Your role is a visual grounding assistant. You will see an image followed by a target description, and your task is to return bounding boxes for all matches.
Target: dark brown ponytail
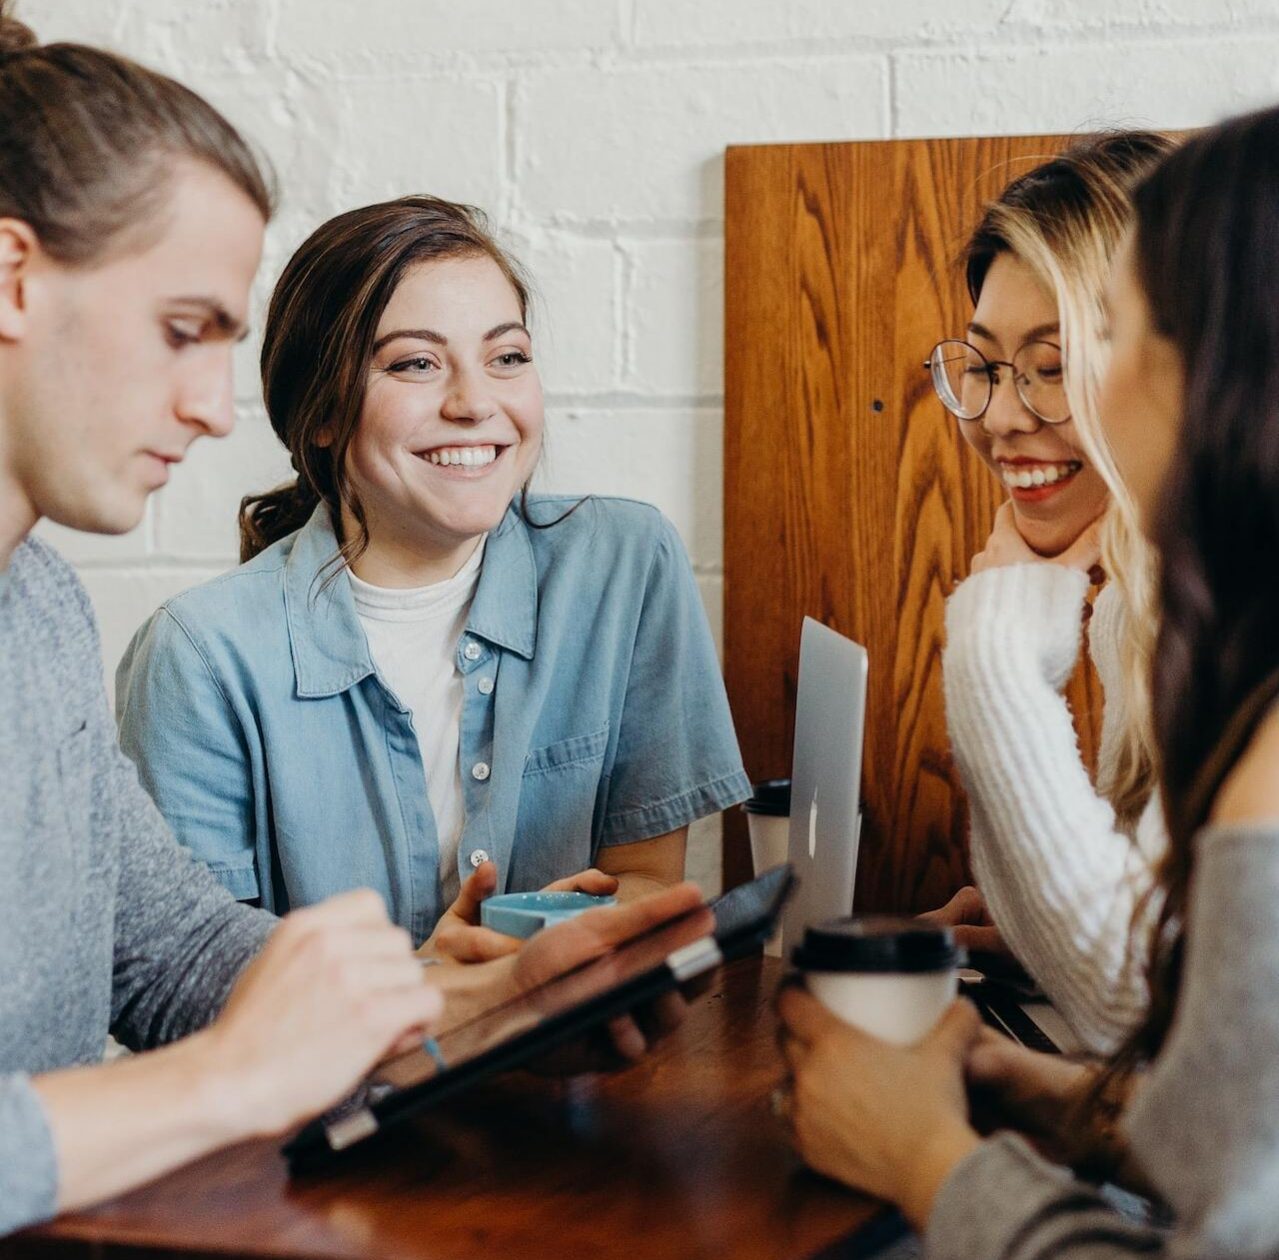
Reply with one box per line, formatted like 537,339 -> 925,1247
237,482 -> 321,564
0,4 -> 35,53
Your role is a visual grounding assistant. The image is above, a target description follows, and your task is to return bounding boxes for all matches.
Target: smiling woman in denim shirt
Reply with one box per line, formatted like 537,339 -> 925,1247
115,195 -> 749,960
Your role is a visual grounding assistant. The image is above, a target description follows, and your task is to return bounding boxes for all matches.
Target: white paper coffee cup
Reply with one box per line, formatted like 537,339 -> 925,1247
746,813 -> 789,878
792,917 -> 963,1045
743,780 -> 791,957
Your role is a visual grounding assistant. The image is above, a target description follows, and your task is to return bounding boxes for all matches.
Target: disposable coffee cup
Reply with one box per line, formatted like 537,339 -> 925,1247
743,778 -> 790,875
743,779 -> 790,956
791,916 -> 964,1045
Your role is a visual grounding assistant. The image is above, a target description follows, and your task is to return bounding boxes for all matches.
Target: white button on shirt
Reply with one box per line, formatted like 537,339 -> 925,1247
463,641 -> 482,661
469,849 -> 490,868
471,762 -> 491,782
477,677 -> 494,696
348,539 -> 486,906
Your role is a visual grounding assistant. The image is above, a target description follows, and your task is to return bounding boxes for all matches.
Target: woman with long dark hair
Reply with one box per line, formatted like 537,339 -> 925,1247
116,195 -> 749,959
777,104 -> 1279,1256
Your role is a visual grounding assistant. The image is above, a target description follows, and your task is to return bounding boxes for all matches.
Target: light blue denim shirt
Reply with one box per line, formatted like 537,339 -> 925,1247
116,495 -> 749,943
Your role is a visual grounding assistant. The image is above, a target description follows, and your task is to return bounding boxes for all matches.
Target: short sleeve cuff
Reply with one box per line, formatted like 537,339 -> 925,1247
600,768 -> 752,846
0,1074 -> 59,1236
205,860 -> 261,902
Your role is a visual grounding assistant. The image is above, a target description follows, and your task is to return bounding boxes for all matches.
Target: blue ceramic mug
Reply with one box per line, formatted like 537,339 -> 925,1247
480,890 -> 618,940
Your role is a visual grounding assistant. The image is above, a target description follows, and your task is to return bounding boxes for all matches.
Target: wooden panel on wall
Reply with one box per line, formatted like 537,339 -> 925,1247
722,135 -> 1104,913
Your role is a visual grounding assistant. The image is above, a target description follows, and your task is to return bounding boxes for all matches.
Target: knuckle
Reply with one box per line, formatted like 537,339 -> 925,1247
352,888 -> 387,918
351,993 -> 380,1027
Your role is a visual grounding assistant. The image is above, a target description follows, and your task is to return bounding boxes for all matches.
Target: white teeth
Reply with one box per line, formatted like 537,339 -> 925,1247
1000,461 -> 1080,490
425,445 -> 498,468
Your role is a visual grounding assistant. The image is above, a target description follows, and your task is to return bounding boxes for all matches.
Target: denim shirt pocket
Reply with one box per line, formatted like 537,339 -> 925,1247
512,724 -> 610,887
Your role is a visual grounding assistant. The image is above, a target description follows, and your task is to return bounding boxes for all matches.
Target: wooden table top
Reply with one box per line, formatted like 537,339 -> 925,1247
8,956 -> 882,1260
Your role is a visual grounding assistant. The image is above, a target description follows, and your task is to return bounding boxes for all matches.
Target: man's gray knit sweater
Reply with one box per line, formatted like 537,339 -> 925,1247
0,538 -> 274,1236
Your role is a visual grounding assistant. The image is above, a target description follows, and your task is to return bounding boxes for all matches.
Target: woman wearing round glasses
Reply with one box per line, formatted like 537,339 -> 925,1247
922,132 -> 1174,1054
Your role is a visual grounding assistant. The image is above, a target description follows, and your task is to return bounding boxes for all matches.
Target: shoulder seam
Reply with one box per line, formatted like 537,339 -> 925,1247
159,557 -> 289,614
152,606 -> 238,714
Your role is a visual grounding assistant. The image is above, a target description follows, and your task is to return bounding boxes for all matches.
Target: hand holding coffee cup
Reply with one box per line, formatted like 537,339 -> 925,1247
791,916 -> 965,1045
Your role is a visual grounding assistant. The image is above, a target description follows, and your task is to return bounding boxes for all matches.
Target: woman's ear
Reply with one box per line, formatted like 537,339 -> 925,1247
0,219 -> 39,342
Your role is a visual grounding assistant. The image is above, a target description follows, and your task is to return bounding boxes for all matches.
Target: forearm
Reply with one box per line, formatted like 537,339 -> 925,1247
897,1125 -> 983,1233
596,828 -> 687,902
968,783 -> 1152,1052
926,1133 -> 1169,1260
31,1031 -> 256,1215
999,1057 -> 1146,1191
945,567 -> 1153,1051
1063,1069 -> 1152,1195
611,871 -> 677,902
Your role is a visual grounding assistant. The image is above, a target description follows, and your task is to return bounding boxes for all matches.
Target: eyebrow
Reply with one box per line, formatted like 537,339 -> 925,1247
967,320 -> 1061,347
170,297 -> 249,342
371,322 -> 531,354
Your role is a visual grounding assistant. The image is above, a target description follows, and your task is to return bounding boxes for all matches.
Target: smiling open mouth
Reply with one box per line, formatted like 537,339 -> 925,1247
999,460 -> 1082,491
416,444 -> 507,468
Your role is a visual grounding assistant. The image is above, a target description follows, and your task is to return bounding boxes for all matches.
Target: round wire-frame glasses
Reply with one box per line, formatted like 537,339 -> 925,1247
923,338 -> 1070,425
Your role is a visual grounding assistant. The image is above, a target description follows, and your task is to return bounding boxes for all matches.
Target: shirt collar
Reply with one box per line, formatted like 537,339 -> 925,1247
466,503 -> 538,660
283,505 -> 377,698
283,501 -> 538,698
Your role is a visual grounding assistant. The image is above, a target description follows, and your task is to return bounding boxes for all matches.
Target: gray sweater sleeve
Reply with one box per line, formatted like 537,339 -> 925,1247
0,543 -> 276,1237
105,721 -> 276,1050
926,823 -> 1279,1259
0,1077 -> 59,1236
78,594 -> 277,1046
56,562 -> 275,1048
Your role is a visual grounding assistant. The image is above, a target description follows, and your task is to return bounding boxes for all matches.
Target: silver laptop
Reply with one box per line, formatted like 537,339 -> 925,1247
780,617 -> 868,953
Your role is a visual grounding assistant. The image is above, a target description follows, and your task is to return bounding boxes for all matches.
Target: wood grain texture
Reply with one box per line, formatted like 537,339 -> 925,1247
723,136 -> 1104,911
6,959 -> 879,1260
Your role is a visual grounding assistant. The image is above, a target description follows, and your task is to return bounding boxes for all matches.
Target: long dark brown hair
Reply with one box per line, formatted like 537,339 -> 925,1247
0,1 -> 271,263
1117,107 -> 1279,1068
240,196 -> 536,567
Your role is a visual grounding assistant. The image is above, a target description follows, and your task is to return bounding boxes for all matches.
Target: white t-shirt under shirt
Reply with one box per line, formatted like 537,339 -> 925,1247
347,539 -> 486,908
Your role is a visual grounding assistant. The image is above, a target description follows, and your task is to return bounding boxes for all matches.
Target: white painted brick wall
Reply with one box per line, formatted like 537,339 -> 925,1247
18,0 -> 1279,894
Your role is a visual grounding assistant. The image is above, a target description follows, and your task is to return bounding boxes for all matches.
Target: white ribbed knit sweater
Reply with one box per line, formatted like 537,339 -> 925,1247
943,564 -> 1166,1053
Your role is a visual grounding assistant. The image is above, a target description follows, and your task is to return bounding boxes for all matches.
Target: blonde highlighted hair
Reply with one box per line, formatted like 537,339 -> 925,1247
963,132 -> 1175,830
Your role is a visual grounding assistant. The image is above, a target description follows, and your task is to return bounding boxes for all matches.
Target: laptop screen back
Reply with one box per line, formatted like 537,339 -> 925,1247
780,617 -> 868,952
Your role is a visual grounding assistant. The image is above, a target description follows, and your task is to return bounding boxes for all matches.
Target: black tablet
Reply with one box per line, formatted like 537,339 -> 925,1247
283,864 -> 795,1173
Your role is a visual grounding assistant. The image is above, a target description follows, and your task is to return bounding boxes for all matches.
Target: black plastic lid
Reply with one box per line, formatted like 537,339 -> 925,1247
742,778 -> 791,817
791,916 -> 964,974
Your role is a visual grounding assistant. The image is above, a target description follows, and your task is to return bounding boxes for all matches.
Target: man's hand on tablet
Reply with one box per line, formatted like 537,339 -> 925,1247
201,889 -> 444,1139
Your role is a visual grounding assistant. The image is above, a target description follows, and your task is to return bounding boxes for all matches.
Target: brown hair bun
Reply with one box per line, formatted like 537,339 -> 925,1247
0,4 -> 37,55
